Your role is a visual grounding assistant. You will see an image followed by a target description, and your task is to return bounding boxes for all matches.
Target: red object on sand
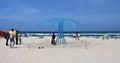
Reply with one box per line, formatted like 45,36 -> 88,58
0,31 -> 4,37
0,30 -> 11,37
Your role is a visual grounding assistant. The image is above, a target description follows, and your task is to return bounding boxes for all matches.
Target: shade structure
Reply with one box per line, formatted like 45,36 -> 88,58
36,18 -> 85,44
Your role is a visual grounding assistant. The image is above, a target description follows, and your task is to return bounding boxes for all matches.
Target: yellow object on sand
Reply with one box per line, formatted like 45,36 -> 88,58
104,34 -> 108,39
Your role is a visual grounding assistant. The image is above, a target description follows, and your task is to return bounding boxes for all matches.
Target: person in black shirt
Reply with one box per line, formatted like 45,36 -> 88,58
16,31 -> 18,45
51,33 -> 56,45
4,32 -> 10,46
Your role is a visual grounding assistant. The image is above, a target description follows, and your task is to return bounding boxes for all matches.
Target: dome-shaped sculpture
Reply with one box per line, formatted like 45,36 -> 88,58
37,18 -> 85,32
37,18 -> 85,44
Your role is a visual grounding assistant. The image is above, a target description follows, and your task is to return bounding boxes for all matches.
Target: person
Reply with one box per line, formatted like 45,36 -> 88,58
15,31 -> 18,45
18,34 -> 22,44
9,29 -> 15,48
51,33 -> 56,45
75,32 -> 79,40
12,29 -> 19,45
4,32 -> 10,46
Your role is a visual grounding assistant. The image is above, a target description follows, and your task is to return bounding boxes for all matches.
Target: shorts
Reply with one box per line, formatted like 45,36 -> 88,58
10,38 -> 14,42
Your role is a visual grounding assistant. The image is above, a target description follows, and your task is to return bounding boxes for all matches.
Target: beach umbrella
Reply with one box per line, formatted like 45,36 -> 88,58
36,18 -> 85,44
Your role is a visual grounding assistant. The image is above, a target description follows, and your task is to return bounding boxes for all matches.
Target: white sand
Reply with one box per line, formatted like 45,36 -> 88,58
0,36 -> 120,63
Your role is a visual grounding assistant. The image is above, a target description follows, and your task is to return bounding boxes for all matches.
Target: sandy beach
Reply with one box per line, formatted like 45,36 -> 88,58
0,36 -> 120,63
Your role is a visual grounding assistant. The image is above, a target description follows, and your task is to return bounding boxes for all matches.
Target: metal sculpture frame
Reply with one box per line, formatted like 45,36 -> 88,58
56,20 -> 66,44
37,18 -> 85,45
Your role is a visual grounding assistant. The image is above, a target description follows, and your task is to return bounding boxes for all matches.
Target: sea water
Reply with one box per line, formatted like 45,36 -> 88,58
19,31 -> 120,36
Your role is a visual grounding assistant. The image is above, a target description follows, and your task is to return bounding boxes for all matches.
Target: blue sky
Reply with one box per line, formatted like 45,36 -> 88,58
0,0 -> 120,31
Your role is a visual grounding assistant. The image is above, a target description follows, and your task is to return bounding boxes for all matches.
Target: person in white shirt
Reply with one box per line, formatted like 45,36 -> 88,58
9,29 -> 15,48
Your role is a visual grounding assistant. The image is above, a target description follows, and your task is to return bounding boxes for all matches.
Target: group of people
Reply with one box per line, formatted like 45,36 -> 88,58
4,29 -> 20,48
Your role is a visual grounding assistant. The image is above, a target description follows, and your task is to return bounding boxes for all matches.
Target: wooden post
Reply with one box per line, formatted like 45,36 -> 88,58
85,40 -> 87,50
28,42 -> 31,49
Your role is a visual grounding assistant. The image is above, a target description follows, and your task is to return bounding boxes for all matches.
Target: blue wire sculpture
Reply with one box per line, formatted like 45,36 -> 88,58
56,19 -> 66,44
36,18 -> 85,44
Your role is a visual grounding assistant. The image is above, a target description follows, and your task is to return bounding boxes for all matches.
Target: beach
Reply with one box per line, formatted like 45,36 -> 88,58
0,36 -> 120,63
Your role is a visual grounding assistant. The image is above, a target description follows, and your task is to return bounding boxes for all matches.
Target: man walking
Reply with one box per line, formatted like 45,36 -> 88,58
9,29 -> 15,48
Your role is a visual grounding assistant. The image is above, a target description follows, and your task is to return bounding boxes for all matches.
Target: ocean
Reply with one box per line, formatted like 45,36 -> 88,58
19,31 -> 120,36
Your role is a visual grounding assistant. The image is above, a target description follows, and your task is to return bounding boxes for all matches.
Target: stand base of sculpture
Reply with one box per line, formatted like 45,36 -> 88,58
56,20 -> 66,44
